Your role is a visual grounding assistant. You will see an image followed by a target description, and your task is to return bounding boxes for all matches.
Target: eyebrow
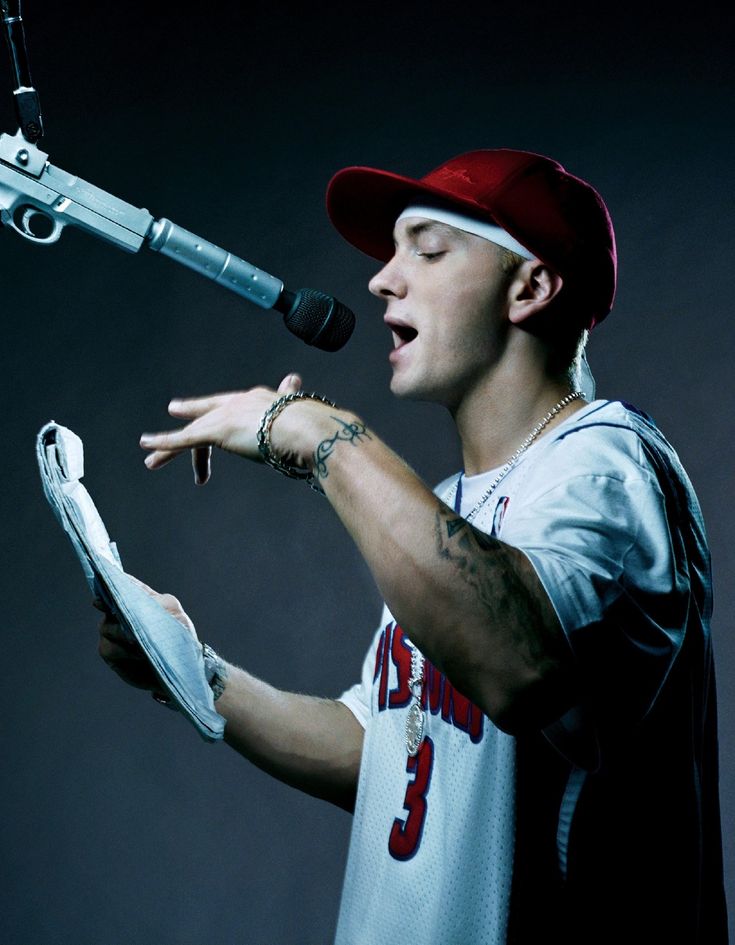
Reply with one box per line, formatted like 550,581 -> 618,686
393,219 -> 464,246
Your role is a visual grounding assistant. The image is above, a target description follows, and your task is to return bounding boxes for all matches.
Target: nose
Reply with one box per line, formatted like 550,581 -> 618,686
368,255 -> 407,300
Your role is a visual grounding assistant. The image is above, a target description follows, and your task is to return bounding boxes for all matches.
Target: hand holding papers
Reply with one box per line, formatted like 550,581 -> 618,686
36,422 -> 225,742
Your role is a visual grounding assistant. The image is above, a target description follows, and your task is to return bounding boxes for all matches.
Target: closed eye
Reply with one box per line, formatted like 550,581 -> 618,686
416,251 -> 445,260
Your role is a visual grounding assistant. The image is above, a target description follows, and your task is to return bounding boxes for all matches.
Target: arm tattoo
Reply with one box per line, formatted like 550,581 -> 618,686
443,513 -> 494,549
312,416 -> 372,481
435,503 -> 502,586
434,502 -> 562,667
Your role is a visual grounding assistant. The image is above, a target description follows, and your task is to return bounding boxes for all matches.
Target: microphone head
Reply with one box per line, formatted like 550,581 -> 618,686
282,288 -> 355,351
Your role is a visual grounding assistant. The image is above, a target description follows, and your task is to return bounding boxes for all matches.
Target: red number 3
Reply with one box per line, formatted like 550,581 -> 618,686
388,737 -> 435,861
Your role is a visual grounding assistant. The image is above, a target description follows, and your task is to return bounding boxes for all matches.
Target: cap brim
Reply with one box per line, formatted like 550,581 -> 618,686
326,160 -> 616,327
326,166 -> 501,263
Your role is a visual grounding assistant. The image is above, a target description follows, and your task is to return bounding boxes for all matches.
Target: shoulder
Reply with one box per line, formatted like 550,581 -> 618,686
500,400 -> 686,544
529,399 -> 683,491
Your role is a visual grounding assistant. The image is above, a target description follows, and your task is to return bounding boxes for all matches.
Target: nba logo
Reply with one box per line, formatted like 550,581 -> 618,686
491,496 -> 510,537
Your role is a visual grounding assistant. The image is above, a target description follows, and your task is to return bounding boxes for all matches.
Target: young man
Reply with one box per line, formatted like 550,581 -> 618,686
99,150 -> 727,943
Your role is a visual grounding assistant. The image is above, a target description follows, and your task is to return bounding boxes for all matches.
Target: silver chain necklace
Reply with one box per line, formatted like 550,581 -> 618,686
456,389 -> 585,523
403,389 -> 584,756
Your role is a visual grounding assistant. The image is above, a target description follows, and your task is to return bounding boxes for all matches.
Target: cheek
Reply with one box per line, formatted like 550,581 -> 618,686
414,255 -> 507,358
437,285 -> 502,357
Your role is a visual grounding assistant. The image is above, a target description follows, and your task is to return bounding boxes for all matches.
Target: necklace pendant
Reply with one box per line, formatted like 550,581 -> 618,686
405,701 -> 425,756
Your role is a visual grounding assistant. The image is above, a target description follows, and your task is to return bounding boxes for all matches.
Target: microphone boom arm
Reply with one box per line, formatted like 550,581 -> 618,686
0,131 -> 354,350
148,217 -> 284,309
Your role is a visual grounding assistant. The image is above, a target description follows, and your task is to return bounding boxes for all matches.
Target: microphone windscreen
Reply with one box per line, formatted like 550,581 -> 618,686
283,288 -> 355,351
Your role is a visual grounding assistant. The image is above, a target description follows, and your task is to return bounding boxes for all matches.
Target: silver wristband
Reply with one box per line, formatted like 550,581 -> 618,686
257,391 -> 336,491
202,642 -> 228,702
151,643 -> 228,709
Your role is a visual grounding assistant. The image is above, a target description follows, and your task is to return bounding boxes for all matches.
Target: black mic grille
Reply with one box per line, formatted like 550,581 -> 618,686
282,288 -> 355,352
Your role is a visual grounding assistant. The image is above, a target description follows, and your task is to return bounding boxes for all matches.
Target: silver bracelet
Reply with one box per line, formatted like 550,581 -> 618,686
257,391 -> 336,489
151,643 -> 228,709
202,643 -> 228,702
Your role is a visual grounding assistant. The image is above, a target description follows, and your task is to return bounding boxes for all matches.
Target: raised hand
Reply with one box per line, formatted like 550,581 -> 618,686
140,373 -> 302,484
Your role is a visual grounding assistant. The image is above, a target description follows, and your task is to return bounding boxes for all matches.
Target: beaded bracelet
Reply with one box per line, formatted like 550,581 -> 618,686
257,391 -> 336,489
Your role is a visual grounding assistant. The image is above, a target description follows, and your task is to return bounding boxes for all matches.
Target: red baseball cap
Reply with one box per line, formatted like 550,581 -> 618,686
326,149 -> 617,328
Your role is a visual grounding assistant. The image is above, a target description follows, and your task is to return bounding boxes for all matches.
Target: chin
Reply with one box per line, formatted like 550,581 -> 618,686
389,368 -> 420,399
390,371 -> 449,405
389,374 -> 410,398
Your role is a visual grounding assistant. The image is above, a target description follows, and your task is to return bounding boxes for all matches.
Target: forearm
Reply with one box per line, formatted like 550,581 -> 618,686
216,662 -> 364,811
307,414 -> 576,732
137,383 -> 575,733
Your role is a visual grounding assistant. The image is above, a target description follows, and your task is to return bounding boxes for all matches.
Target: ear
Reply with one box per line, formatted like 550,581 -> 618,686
507,260 -> 564,327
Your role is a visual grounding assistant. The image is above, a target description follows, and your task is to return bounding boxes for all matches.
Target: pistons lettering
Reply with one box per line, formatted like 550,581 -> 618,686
374,622 -> 484,744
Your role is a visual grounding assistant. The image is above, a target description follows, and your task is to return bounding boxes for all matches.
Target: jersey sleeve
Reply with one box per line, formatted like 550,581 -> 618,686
503,440 -> 692,769
337,610 -> 391,729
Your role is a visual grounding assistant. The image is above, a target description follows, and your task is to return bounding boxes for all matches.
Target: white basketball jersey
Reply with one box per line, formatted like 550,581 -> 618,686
336,401 -> 691,944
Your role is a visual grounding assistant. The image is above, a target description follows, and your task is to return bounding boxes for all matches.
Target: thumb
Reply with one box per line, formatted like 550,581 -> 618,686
277,373 -> 302,395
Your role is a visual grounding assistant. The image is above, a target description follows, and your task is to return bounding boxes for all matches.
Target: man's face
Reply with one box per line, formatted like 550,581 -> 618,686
368,217 -> 513,409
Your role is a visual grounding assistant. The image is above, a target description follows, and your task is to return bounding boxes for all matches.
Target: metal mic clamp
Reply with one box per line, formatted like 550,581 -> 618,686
1,0 -> 43,142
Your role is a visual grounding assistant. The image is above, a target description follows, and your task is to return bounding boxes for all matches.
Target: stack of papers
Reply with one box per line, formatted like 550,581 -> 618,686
36,422 -> 225,742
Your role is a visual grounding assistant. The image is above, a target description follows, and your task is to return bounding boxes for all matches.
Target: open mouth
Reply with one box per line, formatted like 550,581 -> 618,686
390,323 -> 418,348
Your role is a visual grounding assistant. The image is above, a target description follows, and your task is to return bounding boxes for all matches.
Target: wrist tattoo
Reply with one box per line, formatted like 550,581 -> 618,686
312,416 -> 372,480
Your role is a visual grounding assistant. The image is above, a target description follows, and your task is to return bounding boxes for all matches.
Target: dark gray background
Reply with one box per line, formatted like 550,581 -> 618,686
3,2 -> 733,942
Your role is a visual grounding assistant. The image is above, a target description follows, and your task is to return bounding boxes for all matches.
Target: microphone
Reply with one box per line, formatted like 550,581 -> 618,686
271,286 -> 355,352
147,218 -> 355,351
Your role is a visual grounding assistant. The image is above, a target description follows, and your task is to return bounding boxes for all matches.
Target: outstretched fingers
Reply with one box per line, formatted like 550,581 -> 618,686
142,447 -> 186,470
140,420 -> 218,473
140,414 -> 219,464
168,394 -> 224,419
140,377 -> 303,478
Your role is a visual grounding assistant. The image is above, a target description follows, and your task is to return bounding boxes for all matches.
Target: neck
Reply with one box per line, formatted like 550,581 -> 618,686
452,360 -> 586,477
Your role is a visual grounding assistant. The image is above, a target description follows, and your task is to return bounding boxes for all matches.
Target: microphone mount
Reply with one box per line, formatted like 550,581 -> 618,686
0,5 -> 355,351
1,0 -> 43,143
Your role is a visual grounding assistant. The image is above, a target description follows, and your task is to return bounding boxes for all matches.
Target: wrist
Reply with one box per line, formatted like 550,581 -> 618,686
202,643 -> 228,702
259,392 -> 339,484
310,411 -> 372,487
